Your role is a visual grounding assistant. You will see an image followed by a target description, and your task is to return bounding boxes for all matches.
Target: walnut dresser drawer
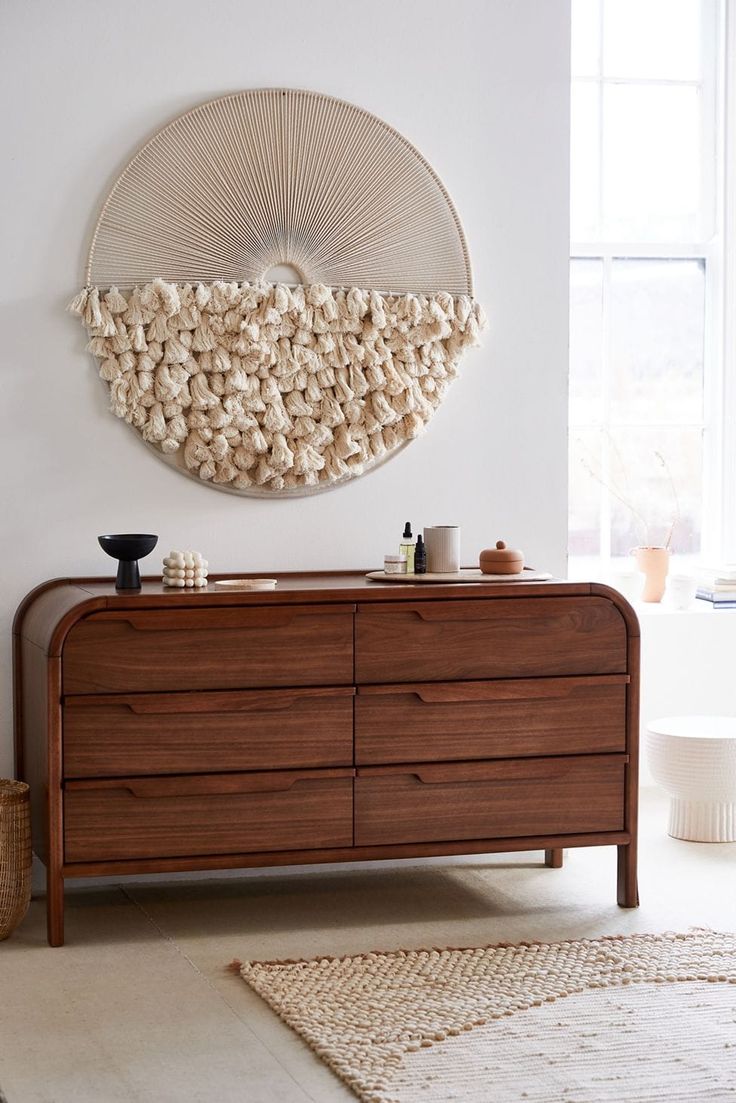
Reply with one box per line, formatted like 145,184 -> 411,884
354,755 -> 627,846
355,597 -> 627,683
64,769 -> 355,862
62,605 -> 355,694
355,676 -> 628,764
63,687 -> 355,778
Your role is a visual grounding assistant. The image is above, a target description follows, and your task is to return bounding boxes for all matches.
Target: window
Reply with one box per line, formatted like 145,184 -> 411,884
568,0 -> 725,568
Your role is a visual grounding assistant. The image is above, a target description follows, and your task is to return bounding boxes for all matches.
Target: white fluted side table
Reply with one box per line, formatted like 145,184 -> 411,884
647,716 -> 736,842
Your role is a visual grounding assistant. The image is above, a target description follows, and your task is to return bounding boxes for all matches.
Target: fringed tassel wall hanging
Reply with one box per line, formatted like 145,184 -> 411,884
70,90 -> 486,495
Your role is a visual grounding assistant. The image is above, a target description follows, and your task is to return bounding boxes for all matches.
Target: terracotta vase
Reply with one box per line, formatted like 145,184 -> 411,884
633,546 -> 670,603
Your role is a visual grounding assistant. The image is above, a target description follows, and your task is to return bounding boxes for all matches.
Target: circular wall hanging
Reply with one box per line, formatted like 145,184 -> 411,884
70,89 -> 486,495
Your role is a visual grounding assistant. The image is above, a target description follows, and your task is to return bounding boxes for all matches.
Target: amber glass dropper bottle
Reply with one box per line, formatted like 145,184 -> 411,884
414,534 -> 427,574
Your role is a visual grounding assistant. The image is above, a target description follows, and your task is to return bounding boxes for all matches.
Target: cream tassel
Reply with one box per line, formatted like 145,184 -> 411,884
84,288 -> 102,328
67,287 -> 91,316
71,279 -> 487,492
105,287 -> 128,314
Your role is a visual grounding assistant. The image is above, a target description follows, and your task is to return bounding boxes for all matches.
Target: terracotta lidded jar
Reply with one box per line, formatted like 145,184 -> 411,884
479,540 -> 524,575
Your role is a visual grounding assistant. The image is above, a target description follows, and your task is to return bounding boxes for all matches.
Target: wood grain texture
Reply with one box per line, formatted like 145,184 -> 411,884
354,756 -> 627,847
64,769 -> 355,862
62,831 -> 631,878
19,640 -> 51,864
590,582 -> 640,638
63,605 -> 355,694
355,597 -> 628,683
12,572 -> 641,944
47,657 -> 64,947
355,676 -> 628,764
14,581 -> 102,655
16,574 -> 593,625
63,687 -> 354,777
619,630 -> 641,907
15,614 -> 68,945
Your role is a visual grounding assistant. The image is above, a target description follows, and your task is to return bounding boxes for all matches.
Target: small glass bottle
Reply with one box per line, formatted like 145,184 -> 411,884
414,534 -> 427,574
399,522 -> 416,574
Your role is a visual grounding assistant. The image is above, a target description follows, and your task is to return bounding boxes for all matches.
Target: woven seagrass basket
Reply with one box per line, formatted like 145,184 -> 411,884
0,779 -> 31,939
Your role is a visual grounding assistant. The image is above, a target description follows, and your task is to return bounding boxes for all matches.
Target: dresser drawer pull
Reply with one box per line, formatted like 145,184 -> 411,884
357,755 -> 628,786
357,676 -> 629,704
66,768 -> 355,799
85,606 -> 356,632
356,598 -> 614,624
358,603 -> 492,624
65,687 -> 355,715
404,770 -> 583,785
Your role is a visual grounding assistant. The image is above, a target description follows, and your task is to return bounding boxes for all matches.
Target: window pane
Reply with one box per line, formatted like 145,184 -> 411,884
569,430 -> 603,556
572,0 -> 601,78
608,427 -> 703,555
603,0 -> 702,81
571,81 -> 600,241
568,0 -> 714,567
603,83 -> 701,241
609,259 -> 705,423
570,258 -> 604,425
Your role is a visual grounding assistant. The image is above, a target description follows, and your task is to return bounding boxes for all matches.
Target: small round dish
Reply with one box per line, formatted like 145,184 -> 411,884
214,578 -> 278,591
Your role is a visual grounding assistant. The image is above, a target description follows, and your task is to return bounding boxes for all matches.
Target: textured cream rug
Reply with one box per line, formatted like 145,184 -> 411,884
233,931 -> 736,1102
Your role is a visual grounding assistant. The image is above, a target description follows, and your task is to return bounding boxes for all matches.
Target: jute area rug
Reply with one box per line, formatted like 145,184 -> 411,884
232,931 -> 736,1103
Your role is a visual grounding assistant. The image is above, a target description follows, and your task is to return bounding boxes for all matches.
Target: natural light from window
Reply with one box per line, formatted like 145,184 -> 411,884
568,0 -> 723,574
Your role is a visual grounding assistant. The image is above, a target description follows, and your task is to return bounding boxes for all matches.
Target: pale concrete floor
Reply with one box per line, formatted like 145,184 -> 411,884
1,788 -> 735,1103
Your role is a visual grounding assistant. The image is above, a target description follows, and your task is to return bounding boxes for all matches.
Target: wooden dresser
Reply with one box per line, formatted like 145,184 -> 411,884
13,573 -> 639,946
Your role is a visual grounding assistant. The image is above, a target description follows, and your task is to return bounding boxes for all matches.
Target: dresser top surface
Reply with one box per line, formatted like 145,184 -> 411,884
28,570 -> 587,608
83,571 -> 574,596
14,572 -> 640,656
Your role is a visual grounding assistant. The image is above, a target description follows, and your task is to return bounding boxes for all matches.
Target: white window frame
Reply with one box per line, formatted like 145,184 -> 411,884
721,0 -> 736,560
569,0 -> 728,566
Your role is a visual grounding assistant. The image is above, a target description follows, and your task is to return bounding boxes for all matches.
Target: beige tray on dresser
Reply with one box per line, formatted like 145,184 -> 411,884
366,569 -> 553,583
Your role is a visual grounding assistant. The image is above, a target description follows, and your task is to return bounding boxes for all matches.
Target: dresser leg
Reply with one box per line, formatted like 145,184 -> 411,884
544,848 -> 563,868
617,843 -> 639,907
47,867 -> 64,947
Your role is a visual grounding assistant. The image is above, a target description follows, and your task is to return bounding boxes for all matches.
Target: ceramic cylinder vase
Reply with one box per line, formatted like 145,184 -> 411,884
424,526 -> 461,573
633,546 -> 670,603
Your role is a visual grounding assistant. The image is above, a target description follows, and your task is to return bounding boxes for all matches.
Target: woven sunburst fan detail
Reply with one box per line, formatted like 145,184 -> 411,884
72,89 -> 485,494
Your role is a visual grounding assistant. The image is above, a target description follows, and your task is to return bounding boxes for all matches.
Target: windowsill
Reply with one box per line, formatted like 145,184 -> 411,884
631,600 -> 729,616
566,555 -> 736,618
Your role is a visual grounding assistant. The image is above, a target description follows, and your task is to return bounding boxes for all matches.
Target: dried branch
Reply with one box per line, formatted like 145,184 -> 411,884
654,451 -> 681,550
576,434 -> 680,548
579,456 -> 649,543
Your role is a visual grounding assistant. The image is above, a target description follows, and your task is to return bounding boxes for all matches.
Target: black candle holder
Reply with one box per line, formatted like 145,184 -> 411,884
98,534 -> 159,591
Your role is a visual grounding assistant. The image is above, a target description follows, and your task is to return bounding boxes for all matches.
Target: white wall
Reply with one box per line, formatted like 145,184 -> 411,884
0,0 -> 572,777
638,603 -> 736,786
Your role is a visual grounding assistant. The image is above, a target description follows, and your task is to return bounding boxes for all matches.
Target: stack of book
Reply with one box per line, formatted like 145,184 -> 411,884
697,566 -> 736,608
